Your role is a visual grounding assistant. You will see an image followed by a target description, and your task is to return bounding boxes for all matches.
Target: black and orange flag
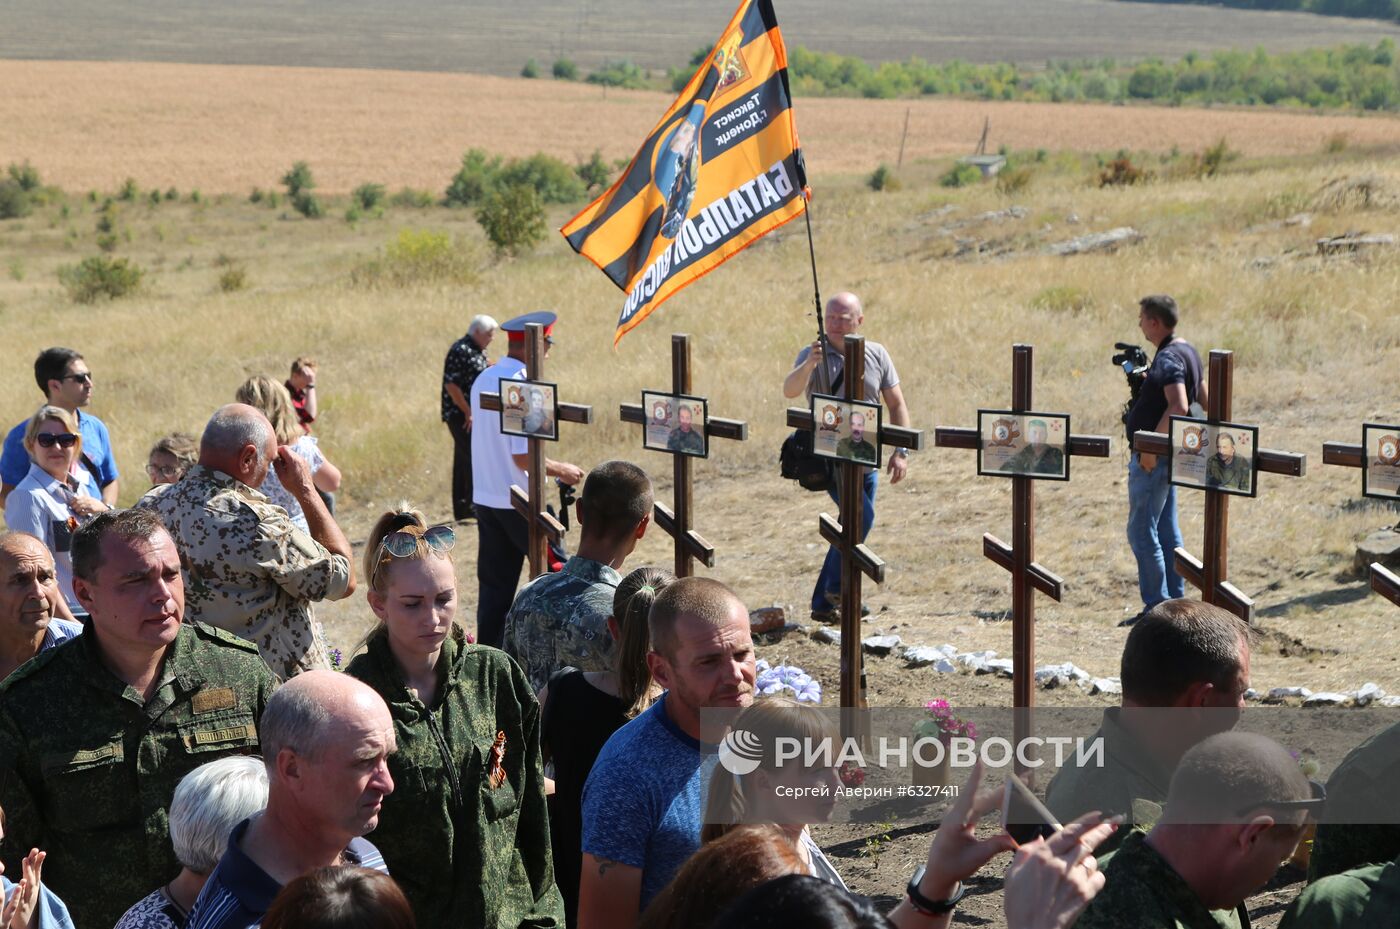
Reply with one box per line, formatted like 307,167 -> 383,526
561,0 -> 806,346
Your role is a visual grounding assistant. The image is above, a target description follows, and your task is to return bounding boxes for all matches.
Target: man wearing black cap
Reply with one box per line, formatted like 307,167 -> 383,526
469,311 -> 585,649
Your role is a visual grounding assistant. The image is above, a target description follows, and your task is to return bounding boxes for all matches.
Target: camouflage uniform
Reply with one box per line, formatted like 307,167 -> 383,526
1045,707 -> 1171,854
0,622 -> 277,929
1309,721 -> 1400,881
346,628 -> 563,929
502,556 -> 619,692
1076,830 -> 1248,929
1282,855 -> 1400,929
139,465 -> 351,678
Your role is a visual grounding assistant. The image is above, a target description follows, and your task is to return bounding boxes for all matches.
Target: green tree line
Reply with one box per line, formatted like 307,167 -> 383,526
786,40 -> 1398,110
1116,0 -> 1399,23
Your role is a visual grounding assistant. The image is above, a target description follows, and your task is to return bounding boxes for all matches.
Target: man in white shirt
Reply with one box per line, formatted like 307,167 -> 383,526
469,311 -> 584,648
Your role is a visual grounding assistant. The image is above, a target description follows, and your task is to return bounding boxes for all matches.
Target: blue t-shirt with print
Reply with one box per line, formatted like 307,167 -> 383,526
580,692 -> 717,909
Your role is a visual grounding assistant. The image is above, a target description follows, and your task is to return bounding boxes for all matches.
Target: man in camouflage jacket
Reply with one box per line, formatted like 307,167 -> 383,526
140,404 -> 355,678
0,510 -> 277,929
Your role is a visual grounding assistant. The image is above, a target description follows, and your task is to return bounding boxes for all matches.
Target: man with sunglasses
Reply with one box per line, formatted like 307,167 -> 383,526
1,348 -> 119,509
1076,731 -> 1316,929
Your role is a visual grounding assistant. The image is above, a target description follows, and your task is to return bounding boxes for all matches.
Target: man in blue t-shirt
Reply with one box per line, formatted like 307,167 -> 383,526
0,348 -> 119,507
577,577 -> 756,929
1122,296 -> 1206,627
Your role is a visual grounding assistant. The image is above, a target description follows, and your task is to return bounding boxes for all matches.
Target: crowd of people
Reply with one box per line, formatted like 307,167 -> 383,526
0,308 -> 1389,929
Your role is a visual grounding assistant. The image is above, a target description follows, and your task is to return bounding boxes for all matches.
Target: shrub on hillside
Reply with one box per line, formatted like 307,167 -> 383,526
7,161 -> 41,192
58,255 -> 145,303
1192,138 -> 1235,178
587,60 -> 646,89
0,181 -> 31,220
164,187 -> 178,201
867,165 -> 900,192
352,182 -> 386,211
389,187 -> 435,208
576,150 -> 612,194
552,58 -> 578,81
996,166 -> 1034,196
292,192 -> 323,219
282,161 -> 315,198
521,59 -> 539,79
1097,156 -> 1148,187
498,154 -> 585,203
117,178 -> 139,201
939,163 -> 983,188
477,184 -> 546,257
350,228 -> 478,288
444,149 -> 503,207
218,264 -> 249,292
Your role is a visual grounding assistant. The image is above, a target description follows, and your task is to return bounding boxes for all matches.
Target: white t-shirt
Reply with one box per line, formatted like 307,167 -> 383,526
470,356 -> 529,509
256,435 -> 324,533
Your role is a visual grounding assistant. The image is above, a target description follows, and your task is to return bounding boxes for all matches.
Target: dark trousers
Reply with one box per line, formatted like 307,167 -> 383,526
446,418 -> 474,520
477,505 -> 529,649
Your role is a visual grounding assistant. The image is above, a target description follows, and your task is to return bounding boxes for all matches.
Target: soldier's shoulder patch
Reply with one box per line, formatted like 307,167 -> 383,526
190,621 -> 261,655
192,686 -> 238,715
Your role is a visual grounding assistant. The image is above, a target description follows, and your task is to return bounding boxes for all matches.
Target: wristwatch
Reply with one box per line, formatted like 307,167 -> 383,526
906,867 -> 964,914
894,447 -> 910,459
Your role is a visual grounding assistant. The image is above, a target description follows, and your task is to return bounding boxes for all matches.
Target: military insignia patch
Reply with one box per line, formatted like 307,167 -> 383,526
487,730 -> 508,789
192,687 -> 237,715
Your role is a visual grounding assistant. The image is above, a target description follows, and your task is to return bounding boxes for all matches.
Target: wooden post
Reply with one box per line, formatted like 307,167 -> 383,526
785,335 -> 925,734
1131,349 -> 1307,622
479,322 -> 594,578
1373,563 -> 1400,608
619,334 -> 748,577
934,344 -> 1111,775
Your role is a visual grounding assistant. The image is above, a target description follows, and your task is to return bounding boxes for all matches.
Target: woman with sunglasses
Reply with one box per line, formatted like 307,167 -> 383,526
4,405 -> 107,619
344,506 -> 563,929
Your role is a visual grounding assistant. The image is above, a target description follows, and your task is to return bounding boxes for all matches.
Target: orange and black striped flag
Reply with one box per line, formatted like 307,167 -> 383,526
561,0 -> 807,346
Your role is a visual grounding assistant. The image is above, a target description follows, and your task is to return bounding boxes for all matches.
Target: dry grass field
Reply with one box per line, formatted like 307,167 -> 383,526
6,0 -> 1399,75
5,61 -> 1400,195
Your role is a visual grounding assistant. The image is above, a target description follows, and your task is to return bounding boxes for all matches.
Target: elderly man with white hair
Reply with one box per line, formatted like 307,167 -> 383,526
441,313 -> 499,522
139,404 -> 355,678
184,671 -> 394,929
114,756 -> 270,929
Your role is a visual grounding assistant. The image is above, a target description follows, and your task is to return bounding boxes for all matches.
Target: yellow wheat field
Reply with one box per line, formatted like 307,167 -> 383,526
3,60 -> 1400,193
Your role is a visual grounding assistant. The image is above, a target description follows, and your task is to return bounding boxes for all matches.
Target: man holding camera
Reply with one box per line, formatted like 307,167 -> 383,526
1123,295 -> 1205,628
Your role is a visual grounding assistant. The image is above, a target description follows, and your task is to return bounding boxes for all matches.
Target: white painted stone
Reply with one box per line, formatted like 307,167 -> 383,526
1089,677 -> 1122,696
1303,692 -> 1350,707
811,627 -> 841,646
1267,687 -> 1313,700
1355,683 -> 1385,707
903,646 -> 953,668
1380,696 -> 1400,708
862,635 -> 902,657
983,658 -> 1015,678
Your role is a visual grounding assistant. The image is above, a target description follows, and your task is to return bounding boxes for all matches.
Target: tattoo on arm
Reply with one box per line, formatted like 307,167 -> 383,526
597,858 -> 622,877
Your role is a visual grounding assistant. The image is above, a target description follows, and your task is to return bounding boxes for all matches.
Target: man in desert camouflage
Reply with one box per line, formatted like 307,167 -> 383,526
0,509 -> 277,929
139,403 -> 355,678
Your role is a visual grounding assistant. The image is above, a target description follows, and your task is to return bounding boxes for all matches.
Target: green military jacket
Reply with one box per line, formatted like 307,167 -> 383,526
0,622 -> 277,929
1076,830 -> 1249,929
346,628 -> 563,929
1046,707 -> 1171,853
1282,855 -> 1400,929
1309,721 -> 1400,881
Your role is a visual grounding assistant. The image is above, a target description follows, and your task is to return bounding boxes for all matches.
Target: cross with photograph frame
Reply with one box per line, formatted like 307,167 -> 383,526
785,334 -> 924,727
1131,349 -> 1306,623
619,333 -> 748,577
1322,426 -> 1400,608
934,343 -> 1111,773
479,322 -> 594,578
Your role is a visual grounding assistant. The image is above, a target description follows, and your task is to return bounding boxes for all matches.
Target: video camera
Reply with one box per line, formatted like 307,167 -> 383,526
1112,342 -> 1150,424
556,478 -> 578,530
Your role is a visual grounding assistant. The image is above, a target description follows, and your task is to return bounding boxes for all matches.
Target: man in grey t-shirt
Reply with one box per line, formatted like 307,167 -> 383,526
782,292 -> 912,622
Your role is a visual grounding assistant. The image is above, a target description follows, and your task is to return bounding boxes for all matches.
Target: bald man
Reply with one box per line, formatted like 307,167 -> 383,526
139,404 -> 355,678
0,532 -> 82,680
186,671 -> 394,929
782,292 -> 912,622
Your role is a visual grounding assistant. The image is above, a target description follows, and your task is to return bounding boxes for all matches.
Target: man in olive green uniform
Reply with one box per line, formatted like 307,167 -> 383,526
1282,854 -> 1400,929
0,510 -> 277,929
665,405 -> 705,456
1077,732 -> 1315,929
1047,600 -> 1251,852
1205,433 -> 1252,493
1308,721 -> 1400,880
835,411 -> 878,465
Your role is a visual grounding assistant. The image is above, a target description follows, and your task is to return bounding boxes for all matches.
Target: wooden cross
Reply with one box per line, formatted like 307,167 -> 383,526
1131,349 -> 1306,622
1322,424 -> 1400,608
618,334 -> 748,577
785,334 -> 924,721
934,344 -> 1111,768
479,322 -> 594,578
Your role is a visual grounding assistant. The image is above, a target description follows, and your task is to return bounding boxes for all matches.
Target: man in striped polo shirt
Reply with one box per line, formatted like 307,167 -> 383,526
185,672 -> 396,929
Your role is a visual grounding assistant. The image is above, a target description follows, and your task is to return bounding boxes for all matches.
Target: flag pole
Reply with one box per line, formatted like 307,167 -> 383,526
802,196 -> 835,392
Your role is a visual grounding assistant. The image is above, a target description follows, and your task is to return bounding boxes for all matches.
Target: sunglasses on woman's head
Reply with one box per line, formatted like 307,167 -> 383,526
379,525 -> 456,558
36,432 -> 78,449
